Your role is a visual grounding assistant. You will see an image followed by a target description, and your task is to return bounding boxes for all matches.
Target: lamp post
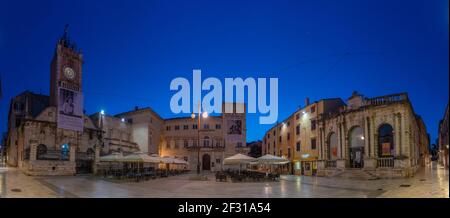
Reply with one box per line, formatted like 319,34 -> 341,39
99,110 -> 105,152
191,103 -> 208,174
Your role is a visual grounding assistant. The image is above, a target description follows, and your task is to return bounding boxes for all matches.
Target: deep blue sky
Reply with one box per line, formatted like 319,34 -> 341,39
0,0 -> 448,143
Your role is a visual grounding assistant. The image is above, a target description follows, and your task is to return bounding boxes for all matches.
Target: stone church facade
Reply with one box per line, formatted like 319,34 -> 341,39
5,30 -> 103,175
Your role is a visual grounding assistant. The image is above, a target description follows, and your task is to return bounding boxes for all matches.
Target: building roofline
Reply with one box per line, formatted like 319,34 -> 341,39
164,115 -> 222,122
113,107 -> 164,120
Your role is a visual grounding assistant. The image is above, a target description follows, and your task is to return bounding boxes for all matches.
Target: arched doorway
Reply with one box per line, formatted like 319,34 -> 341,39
328,132 -> 338,160
76,148 -> 95,174
202,154 -> 211,171
349,126 -> 365,168
378,124 -> 394,157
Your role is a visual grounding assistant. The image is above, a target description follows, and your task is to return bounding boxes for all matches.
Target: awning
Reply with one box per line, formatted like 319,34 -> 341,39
122,152 -> 161,163
224,153 -> 256,165
99,152 -> 160,163
99,152 -> 124,162
161,156 -> 189,165
252,154 -> 289,164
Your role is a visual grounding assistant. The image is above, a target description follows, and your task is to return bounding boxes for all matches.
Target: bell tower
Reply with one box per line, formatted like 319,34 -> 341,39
49,25 -> 84,132
50,25 -> 83,106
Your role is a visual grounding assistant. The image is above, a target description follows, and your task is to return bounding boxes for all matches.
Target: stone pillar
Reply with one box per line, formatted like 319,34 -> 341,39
395,113 -> 401,156
95,145 -> 101,163
364,117 -> 369,158
401,111 -> 408,157
69,145 -> 76,162
343,124 -> 349,160
321,128 -> 326,160
370,116 -> 376,157
30,143 -> 37,161
318,128 -> 323,160
337,123 -> 342,159
93,145 -> 101,175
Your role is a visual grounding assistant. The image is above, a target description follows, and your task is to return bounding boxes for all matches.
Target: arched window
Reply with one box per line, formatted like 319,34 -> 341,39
328,132 -> 338,160
349,126 -> 364,148
378,124 -> 394,157
203,136 -> 210,147
37,144 -> 47,160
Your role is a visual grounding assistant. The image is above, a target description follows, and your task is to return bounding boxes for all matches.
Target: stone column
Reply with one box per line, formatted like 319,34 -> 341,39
318,128 -> 323,160
364,116 -> 376,169
69,145 -> 76,162
30,143 -> 37,161
343,123 -> 348,160
321,128 -> 326,160
370,116 -> 376,157
95,145 -> 101,163
364,117 -> 369,157
337,123 -> 342,159
401,111 -> 408,157
93,145 -> 101,175
395,113 -> 401,156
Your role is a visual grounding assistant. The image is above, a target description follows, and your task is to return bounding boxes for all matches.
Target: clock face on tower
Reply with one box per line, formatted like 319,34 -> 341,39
63,66 -> 76,80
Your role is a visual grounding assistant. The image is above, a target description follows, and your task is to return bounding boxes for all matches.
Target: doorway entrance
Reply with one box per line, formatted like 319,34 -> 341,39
349,126 -> 365,168
202,154 -> 211,171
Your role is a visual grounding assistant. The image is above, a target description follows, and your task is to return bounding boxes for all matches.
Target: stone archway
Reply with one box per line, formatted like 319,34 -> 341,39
202,154 -> 211,171
327,132 -> 338,160
348,126 -> 365,168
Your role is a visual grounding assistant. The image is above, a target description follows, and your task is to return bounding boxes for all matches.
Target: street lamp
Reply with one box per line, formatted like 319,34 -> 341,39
191,103 -> 208,174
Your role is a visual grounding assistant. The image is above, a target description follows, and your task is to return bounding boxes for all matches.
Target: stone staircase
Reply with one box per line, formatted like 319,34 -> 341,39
334,168 -> 380,180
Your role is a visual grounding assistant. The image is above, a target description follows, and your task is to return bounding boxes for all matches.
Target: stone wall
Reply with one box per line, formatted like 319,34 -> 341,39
22,160 -> 76,176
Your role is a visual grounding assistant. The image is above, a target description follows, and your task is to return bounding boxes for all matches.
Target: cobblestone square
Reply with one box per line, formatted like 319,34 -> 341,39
1,162 -> 447,198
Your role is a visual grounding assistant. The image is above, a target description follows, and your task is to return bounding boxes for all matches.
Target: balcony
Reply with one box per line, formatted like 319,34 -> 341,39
325,160 -> 337,168
364,93 -> 408,106
186,144 -> 225,150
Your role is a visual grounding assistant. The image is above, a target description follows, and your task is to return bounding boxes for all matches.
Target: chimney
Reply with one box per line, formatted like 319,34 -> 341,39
305,97 -> 310,106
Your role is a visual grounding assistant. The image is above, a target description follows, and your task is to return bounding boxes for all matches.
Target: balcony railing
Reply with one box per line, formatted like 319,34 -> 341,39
377,157 -> 394,168
325,160 -> 337,168
364,93 -> 408,106
186,144 -> 225,149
